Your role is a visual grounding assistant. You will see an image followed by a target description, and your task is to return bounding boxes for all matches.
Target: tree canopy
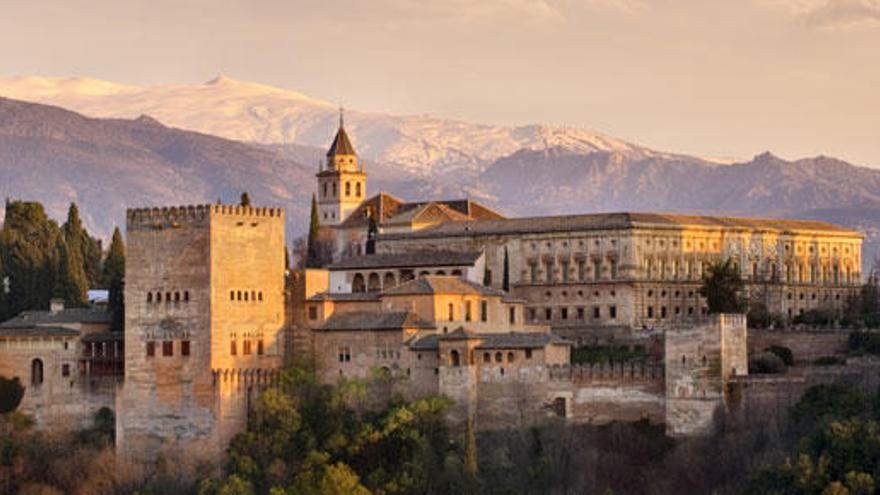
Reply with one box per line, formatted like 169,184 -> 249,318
700,258 -> 746,314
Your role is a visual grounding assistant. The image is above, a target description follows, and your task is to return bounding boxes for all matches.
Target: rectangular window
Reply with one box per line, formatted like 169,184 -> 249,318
688,306 -> 694,315
545,261 -> 555,283
230,340 -> 237,356
448,303 -> 455,321
338,346 -> 351,363
243,340 -> 252,355
181,340 -> 191,356
162,341 -> 173,357
62,364 -> 70,377
528,308 -> 536,321
578,261 -> 586,281
530,263 -> 538,284
647,306 -> 654,318
257,340 -> 264,355
481,300 -> 488,322
545,307 -> 552,320
465,301 -> 472,322
609,306 -> 617,319
525,349 -> 533,359
577,307 -> 585,320
661,306 -> 667,319
308,306 -> 318,320
561,307 -> 568,320
593,306 -> 600,319
610,260 -> 618,279
561,261 -> 570,283
509,306 -> 516,325
147,341 -> 156,357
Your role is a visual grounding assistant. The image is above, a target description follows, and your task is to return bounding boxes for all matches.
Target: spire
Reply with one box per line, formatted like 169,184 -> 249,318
339,105 -> 344,128
326,108 -> 356,158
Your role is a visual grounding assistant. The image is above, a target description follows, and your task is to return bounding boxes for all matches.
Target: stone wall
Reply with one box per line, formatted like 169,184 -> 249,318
748,329 -> 849,365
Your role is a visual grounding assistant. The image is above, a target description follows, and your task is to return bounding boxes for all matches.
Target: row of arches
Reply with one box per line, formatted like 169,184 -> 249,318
351,269 -> 464,293
321,180 -> 363,200
448,349 -> 529,367
147,291 -> 190,304
229,290 -> 264,302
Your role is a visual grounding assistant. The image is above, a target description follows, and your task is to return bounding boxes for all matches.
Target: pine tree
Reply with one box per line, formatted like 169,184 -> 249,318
502,247 -> 510,292
306,194 -> 321,268
240,192 -> 251,207
103,227 -> 125,331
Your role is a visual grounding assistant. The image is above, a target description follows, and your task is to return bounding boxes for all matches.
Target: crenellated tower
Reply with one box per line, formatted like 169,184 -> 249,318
316,109 -> 366,226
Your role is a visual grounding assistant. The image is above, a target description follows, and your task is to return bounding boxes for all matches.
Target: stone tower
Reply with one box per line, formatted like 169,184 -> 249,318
316,109 -> 366,226
117,204 -> 286,466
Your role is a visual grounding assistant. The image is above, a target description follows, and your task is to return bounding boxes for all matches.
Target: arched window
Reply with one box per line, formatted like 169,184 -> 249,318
436,270 -> 446,276
147,292 -> 152,303
448,303 -> 455,321
332,183 -> 337,197
258,292 -> 263,301
368,273 -> 381,292
419,271 -> 430,278
230,340 -> 237,356
157,292 -> 162,303
495,352 -> 503,363
244,291 -> 249,301
165,292 -> 171,303
507,352 -> 515,362
383,272 -> 396,289
483,352 -> 491,363
230,290 -> 235,301
450,350 -> 461,367
352,274 -> 366,293
356,182 -> 361,197
184,291 -> 190,302
323,182 -> 328,198
237,291 -> 242,301
31,359 -> 44,386
345,181 -> 351,197
174,292 -> 180,302
251,290 -> 256,302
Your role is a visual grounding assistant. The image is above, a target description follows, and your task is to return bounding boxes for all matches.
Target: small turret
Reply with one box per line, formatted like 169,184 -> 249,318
316,107 -> 367,226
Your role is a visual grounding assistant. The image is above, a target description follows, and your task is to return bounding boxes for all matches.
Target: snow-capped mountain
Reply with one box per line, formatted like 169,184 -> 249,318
0,75 -> 657,178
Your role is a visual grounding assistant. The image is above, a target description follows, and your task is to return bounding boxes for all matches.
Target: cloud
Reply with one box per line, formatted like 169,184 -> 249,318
767,0 -> 880,30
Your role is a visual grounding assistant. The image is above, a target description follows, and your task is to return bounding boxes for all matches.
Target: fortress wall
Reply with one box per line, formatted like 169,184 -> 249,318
748,329 -> 849,365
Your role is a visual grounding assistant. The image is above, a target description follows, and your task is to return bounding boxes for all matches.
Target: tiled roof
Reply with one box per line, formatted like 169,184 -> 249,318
385,202 -> 470,226
317,311 -> 436,331
0,326 -> 79,338
382,275 -> 506,297
308,292 -> 381,302
327,251 -> 482,270
379,212 -> 860,240
82,331 -> 124,342
339,193 -> 406,229
339,195 -> 504,230
409,331 -> 570,350
0,308 -> 112,328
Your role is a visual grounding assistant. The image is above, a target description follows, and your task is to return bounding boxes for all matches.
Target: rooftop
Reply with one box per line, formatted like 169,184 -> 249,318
0,326 -> 80,339
379,211 -> 861,240
409,330 -> 570,351
318,311 -> 436,331
382,275 -> 506,297
0,307 -> 112,328
327,251 -> 482,270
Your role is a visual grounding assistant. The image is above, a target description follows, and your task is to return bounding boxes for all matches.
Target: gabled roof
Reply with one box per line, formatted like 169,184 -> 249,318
327,251 -> 482,270
380,211 -> 860,240
326,126 -> 356,157
339,192 -> 406,229
409,330 -> 571,351
385,202 -> 470,226
338,194 -> 505,230
382,275 -> 506,297
318,311 -> 436,331
0,326 -> 79,338
0,308 -> 112,328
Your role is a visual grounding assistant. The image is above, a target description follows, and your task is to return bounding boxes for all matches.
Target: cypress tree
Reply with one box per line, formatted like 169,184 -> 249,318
62,203 -> 102,288
307,194 -> 320,268
502,247 -> 510,292
55,240 -> 88,308
240,192 -> 251,207
103,227 -> 125,332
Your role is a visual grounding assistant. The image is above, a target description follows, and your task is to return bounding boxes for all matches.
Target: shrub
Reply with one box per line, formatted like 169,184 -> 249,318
848,330 -> 880,355
813,356 -> 845,366
0,376 -> 24,414
765,345 -> 794,366
790,384 -> 866,424
793,309 -> 835,327
749,352 -> 786,374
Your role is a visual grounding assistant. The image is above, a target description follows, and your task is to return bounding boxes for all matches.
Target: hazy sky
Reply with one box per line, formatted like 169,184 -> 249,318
1,0 -> 879,165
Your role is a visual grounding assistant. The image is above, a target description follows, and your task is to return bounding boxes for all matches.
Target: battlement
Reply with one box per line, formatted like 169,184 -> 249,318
549,361 -> 664,383
126,204 -> 285,228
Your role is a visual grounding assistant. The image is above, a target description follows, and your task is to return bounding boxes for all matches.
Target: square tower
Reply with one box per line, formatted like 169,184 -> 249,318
117,203 -> 286,465
317,114 -> 367,225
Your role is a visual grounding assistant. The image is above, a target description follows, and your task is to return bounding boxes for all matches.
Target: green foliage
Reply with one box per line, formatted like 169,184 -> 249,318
241,192 -> 252,207
700,258 -> 746,314
814,356 -> 846,366
748,301 -> 785,329
55,240 -> 89,308
749,351 -> 787,374
571,345 -> 647,365
841,279 -> 880,329
790,385 -> 868,426
306,194 -> 321,269
848,330 -> 880,355
766,345 -> 795,366
794,309 -> 837,327
216,367 -> 462,494
62,203 -> 103,289
0,376 -> 24,414
102,227 -> 125,332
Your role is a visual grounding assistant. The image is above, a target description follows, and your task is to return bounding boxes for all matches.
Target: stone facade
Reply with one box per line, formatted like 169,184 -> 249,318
117,204 -> 285,465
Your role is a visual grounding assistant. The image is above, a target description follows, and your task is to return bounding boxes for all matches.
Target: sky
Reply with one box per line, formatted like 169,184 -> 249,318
1,0 -> 879,165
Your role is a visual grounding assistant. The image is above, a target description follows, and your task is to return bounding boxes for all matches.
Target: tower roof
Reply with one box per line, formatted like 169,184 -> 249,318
326,112 -> 356,157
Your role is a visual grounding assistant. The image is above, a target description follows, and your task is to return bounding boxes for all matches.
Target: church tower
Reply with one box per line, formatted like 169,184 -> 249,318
317,109 -> 366,226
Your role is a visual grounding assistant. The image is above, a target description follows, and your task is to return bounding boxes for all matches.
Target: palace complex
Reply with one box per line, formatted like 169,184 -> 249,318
0,117 -> 867,465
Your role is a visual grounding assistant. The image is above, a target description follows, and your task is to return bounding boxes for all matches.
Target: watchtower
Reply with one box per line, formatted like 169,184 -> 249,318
316,109 -> 366,225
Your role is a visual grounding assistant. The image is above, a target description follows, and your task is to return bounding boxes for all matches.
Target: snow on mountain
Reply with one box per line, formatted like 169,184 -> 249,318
0,75 -> 654,178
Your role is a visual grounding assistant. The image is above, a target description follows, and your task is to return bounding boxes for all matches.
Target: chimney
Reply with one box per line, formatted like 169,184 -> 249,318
49,298 -> 65,313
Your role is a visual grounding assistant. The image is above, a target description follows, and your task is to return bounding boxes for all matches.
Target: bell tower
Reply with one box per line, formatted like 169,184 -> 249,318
316,108 -> 366,226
